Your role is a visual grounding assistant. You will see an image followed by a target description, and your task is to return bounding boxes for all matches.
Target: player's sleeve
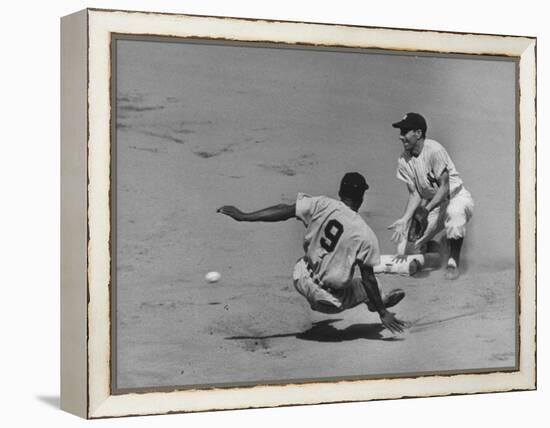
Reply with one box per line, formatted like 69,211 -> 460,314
356,230 -> 381,267
431,145 -> 456,178
295,193 -> 319,226
396,158 -> 415,190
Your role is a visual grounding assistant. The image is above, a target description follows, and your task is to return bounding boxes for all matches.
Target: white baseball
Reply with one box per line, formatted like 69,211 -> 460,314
205,271 -> 221,283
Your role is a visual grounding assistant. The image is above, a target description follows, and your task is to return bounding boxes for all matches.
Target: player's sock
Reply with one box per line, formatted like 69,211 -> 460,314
366,289 -> 405,312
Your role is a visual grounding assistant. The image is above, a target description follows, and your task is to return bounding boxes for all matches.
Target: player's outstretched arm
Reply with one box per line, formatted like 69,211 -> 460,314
360,264 -> 406,333
424,169 -> 450,212
388,185 -> 422,244
217,203 -> 296,222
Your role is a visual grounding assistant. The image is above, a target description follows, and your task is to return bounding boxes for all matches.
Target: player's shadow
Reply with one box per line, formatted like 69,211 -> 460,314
296,319 -> 402,342
226,319 -> 402,343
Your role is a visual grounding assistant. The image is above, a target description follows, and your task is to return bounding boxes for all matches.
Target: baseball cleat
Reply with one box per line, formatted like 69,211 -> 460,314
444,265 -> 460,280
366,288 -> 405,312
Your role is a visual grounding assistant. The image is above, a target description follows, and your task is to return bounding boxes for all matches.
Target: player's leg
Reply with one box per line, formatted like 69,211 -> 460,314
415,204 -> 445,248
343,278 -> 405,312
444,189 -> 474,280
292,258 -> 344,314
446,237 -> 464,278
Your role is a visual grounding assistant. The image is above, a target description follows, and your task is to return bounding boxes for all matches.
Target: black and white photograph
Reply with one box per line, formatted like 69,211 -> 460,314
6,0 -> 546,426
113,36 -> 518,390
57,7 -> 538,418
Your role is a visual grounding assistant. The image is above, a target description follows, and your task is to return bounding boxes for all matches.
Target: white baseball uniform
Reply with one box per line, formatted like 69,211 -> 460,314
292,193 -> 381,314
397,138 -> 474,241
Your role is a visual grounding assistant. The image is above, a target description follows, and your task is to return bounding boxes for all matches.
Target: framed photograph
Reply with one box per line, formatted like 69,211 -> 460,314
60,8 -> 536,419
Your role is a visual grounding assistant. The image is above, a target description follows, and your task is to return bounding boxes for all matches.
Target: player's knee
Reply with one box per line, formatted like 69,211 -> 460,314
445,222 -> 466,239
446,203 -> 466,219
446,206 -> 469,229
445,210 -> 468,239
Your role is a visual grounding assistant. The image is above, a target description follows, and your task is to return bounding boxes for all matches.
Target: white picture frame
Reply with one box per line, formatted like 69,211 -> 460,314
60,8 -> 536,419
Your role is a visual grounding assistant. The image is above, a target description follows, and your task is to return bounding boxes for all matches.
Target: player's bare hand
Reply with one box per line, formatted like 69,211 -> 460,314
217,205 -> 246,221
392,254 -> 408,264
380,311 -> 407,334
388,218 -> 409,244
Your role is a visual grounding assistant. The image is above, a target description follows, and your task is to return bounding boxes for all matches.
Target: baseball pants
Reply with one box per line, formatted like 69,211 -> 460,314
420,187 -> 474,243
292,258 -> 368,314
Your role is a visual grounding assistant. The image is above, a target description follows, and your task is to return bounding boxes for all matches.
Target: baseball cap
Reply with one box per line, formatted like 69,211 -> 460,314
339,172 -> 369,198
392,112 -> 427,133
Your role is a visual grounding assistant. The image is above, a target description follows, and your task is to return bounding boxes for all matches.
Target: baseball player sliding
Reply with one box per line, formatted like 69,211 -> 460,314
388,113 -> 474,280
218,172 -> 406,334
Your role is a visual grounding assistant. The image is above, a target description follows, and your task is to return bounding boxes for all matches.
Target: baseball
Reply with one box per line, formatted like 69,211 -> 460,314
205,271 -> 221,283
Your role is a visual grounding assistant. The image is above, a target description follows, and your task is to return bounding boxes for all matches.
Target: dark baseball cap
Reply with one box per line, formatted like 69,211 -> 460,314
339,172 -> 369,198
392,112 -> 427,133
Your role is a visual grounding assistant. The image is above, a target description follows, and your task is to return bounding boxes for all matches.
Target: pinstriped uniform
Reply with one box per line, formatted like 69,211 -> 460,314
397,139 -> 474,240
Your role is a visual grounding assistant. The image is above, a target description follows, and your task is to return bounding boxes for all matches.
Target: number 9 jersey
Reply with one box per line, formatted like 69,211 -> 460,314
295,193 -> 381,290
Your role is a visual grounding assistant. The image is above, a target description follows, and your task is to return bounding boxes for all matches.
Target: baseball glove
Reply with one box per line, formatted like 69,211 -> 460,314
408,206 -> 429,242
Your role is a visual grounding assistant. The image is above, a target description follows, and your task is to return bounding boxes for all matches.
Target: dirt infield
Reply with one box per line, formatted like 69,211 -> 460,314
113,40 -> 517,389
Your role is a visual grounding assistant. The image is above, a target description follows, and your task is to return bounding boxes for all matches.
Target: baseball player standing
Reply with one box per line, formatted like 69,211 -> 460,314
388,112 -> 474,280
218,172 -> 406,333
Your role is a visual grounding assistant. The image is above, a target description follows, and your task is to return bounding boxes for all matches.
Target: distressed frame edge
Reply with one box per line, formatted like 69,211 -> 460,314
517,37 -> 537,389
60,9 -> 89,418
80,9 -> 536,419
